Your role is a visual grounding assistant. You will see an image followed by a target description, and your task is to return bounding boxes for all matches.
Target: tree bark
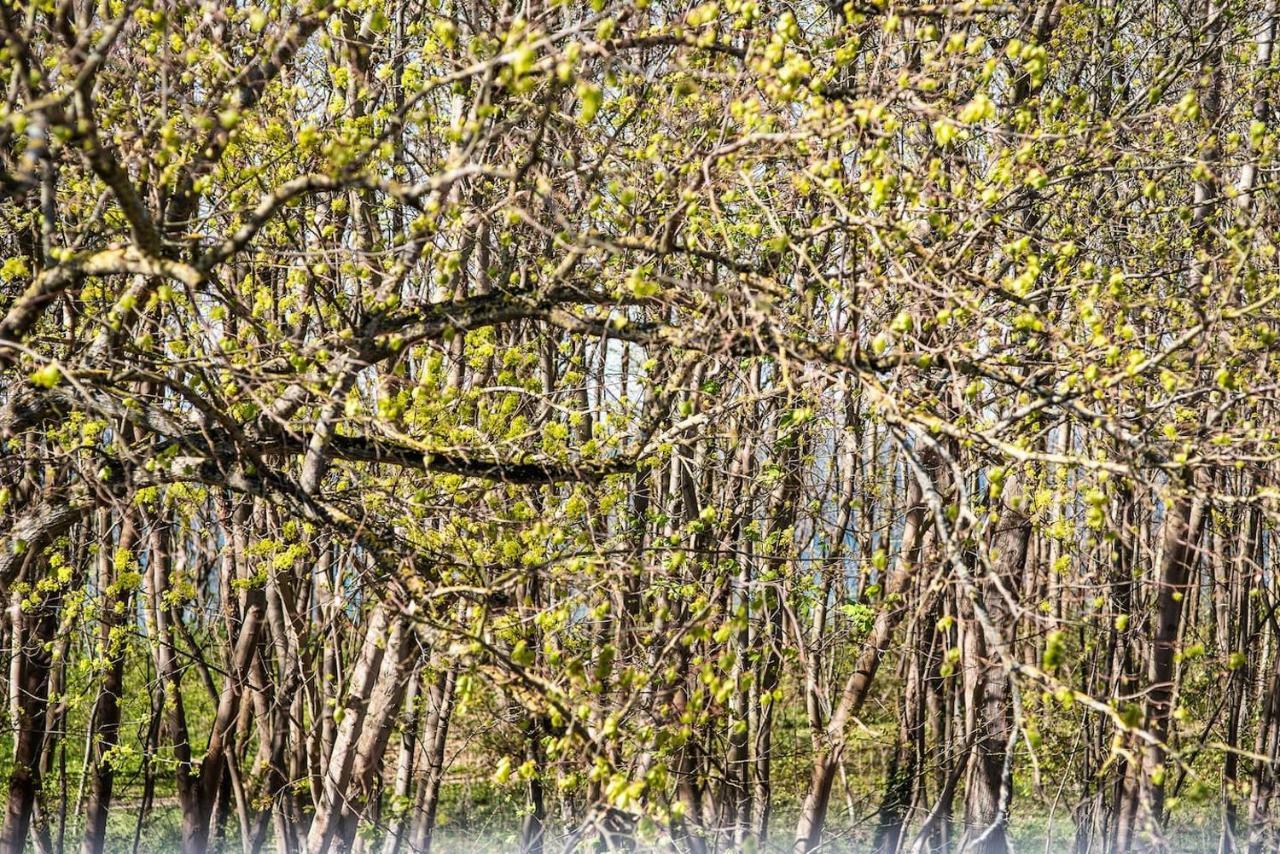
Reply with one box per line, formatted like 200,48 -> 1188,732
960,475 -> 1030,853
81,511 -> 138,854
1,552 -> 61,853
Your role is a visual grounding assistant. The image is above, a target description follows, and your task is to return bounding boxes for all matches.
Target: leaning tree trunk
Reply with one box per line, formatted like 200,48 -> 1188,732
308,604 -> 418,854
794,465 -> 930,854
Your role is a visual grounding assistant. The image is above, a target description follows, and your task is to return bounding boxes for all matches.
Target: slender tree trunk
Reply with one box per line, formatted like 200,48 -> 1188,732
309,605 -> 418,854
382,665 -> 421,854
794,469 -> 929,853
1,553 -> 61,853
409,664 -> 458,854
960,475 -> 1030,853
82,511 -> 138,854
875,644 -> 921,854
1141,488 -> 1207,843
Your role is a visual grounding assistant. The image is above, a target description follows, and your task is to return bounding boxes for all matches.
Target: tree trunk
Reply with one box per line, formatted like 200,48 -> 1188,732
960,475 -> 1030,853
794,467 -> 929,853
1140,488 -> 1207,844
81,511 -> 138,854
1,553 -> 61,853
308,605 -> 417,854
408,664 -> 458,854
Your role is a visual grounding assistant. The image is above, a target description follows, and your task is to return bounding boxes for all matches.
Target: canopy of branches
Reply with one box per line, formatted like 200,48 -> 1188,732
0,0 -> 1277,852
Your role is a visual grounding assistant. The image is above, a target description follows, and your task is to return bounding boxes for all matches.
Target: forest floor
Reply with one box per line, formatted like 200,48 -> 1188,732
79,801 -> 1224,852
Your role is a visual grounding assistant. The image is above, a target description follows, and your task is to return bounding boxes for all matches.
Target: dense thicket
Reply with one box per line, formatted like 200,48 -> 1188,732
0,0 -> 1278,851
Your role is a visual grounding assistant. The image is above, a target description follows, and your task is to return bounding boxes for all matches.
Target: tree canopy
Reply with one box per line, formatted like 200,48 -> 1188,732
1,0 -> 1279,852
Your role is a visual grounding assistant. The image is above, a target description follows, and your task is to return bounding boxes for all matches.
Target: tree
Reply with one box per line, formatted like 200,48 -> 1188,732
3,0 -> 1280,852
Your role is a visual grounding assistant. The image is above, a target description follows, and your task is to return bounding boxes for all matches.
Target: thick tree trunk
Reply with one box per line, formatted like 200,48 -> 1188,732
1248,634 -> 1280,854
